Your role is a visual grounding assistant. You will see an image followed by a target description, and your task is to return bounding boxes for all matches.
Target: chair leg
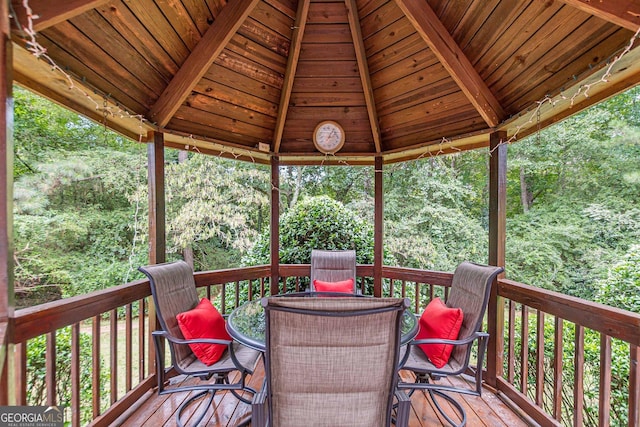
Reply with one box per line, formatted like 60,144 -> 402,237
393,390 -> 410,426
428,389 -> 467,427
224,373 -> 258,404
176,390 -> 216,427
251,382 -> 268,427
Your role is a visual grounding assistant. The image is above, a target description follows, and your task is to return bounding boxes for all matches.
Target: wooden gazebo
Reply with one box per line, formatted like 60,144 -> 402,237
1,0 -> 640,426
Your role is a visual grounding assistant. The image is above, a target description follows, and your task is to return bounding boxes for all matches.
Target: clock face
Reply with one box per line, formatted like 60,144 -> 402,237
313,121 -> 345,154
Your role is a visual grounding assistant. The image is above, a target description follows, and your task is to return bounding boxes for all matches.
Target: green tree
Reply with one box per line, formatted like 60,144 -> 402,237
384,156 -> 488,271
161,153 -> 270,270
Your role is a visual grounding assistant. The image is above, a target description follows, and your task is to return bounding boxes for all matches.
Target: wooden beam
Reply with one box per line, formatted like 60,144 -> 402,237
272,0 -> 311,153
560,0 -> 640,32
10,0 -> 109,32
393,0 -> 505,127
147,0 -> 260,127
345,0 -> 382,152
486,130 -> 507,387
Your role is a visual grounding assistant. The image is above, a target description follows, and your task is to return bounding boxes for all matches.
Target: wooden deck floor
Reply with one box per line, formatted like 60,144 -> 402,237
117,359 -> 532,427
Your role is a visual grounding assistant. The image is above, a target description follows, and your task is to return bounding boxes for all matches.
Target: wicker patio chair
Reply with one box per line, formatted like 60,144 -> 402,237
252,295 -> 411,427
139,260 -> 261,427
398,261 -> 504,427
309,249 -> 358,293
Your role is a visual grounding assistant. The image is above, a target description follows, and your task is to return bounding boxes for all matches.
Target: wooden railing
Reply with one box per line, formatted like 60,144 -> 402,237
496,279 -> 640,427
2,265 -> 639,427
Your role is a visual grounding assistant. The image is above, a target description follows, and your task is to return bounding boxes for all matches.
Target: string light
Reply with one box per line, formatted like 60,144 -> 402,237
492,25 -> 640,153
13,1 -> 640,170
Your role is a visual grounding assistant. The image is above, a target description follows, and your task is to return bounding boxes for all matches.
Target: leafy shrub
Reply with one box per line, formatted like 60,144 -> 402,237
245,195 -> 375,267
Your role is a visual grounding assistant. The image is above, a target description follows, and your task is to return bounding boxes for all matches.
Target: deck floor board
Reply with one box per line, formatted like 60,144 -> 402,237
119,359 -> 530,426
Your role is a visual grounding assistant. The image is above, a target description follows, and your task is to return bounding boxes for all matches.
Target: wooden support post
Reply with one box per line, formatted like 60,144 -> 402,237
487,131 -> 507,387
148,132 -> 166,265
0,0 -> 12,404
270,156 -> 280,295
146,131 -> 165,377
374,156 -> 383,297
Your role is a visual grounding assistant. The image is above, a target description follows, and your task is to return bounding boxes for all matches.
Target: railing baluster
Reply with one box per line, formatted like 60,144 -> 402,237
507,300 -> 515,383
71,323 -> 80,426
520,304 -> 528,395
110,309 -> 117,404
125,304 -> 132,393
598,333 -> 611,427
536,310 -> 544,406
221,283 -> 227,315
46,331 -> 56,406
92,315 -> 101,418
630,344 -> 640,427
574,325 -> 584,427
553,317 -> 563,421
15,342 -> 27,405
414,283 -> 420,313
139,298 -> 146,382
235,281 -> 240,308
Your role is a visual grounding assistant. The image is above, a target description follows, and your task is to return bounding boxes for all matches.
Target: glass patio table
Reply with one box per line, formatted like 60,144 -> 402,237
227,293 -> 419,352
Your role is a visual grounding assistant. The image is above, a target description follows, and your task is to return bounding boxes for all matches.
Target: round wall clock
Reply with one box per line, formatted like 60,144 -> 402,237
313,120 -> 345,154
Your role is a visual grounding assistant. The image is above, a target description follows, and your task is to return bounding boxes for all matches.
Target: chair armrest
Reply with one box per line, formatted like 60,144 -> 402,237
152,330 -> 232,346
409,331 -> 488,347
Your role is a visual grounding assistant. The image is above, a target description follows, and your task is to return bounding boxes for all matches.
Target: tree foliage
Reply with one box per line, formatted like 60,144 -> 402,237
162,154 -> 269,269
383,156 -> 488,271
246,195 -> 375,266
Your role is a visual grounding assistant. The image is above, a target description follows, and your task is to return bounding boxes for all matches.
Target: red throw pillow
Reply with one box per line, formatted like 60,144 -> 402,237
176,298 -> 232,365
415,297 -> 463,368
313,278 -> 354,293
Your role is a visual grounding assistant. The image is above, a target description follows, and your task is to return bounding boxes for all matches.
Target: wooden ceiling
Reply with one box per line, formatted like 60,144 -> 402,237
9,0 -> 640,165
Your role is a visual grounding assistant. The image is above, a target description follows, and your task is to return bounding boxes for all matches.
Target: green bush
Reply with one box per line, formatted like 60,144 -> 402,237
245,195 -> 375,266
232,196 -> 377,308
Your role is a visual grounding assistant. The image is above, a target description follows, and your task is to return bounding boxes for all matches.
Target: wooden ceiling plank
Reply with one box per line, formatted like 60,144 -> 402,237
393,0 -> 505,127
148,0 -> 261,127
273,0 -> 311,153
560,0 -> 640,32
346,0 -> 382,152
11,0 -> 109,32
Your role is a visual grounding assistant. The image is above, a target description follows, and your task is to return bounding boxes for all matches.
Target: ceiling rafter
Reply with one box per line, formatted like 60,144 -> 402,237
345,0 -> 382,153
394,0 -> 505,128
148,0 -> 260,128
10,0 -> 109,32
272,0 -> 311,153
560,0 -> 640,32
